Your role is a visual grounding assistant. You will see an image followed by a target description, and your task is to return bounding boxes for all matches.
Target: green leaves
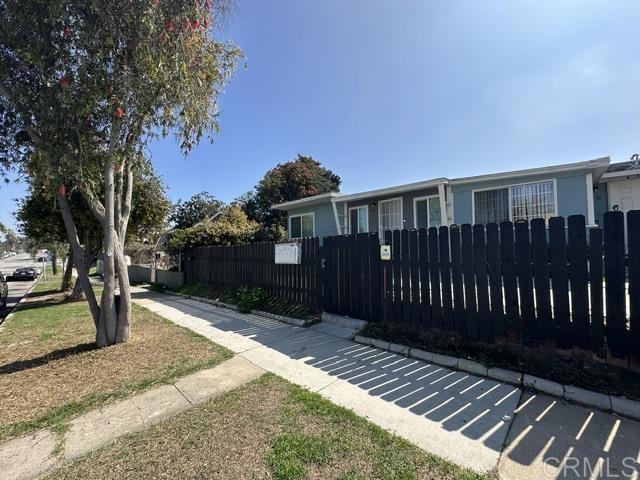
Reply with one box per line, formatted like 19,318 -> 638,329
168,205 -> 259,250
1,0 -> 243,185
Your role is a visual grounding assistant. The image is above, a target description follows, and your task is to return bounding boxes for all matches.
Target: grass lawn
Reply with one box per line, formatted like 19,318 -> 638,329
0,270 -> 232,442
46,374 -> 489,480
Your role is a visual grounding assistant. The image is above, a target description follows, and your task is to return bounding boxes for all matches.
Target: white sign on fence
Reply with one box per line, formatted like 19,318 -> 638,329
380,245 -> 391,261
275,243 -> 301,265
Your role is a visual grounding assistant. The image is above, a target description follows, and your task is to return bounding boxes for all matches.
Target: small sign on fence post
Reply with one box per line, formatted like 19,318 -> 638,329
275,243 -> 302,265
380,245 -> 391,261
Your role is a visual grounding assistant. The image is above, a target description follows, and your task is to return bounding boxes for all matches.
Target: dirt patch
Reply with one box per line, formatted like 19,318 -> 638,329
0,291 -> 231,441
45,375 -> 488,480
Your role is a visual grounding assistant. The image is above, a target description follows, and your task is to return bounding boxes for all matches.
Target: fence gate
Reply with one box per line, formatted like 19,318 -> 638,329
322,232 -> 382,322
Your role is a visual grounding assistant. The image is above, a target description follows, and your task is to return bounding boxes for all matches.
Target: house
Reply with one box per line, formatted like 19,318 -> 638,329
594,156 -> 640,225
272,156 -> 639,239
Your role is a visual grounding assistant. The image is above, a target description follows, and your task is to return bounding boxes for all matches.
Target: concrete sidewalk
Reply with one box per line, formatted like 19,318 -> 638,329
0,356 -> 264,480
132,288 -> 640,479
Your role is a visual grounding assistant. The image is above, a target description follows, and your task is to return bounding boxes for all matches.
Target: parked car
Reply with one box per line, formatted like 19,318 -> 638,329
0,271 -> 7,308
11,267 -> 38,281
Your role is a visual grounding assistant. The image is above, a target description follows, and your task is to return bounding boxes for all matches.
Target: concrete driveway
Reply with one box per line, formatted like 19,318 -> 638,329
0,253 -> 42,322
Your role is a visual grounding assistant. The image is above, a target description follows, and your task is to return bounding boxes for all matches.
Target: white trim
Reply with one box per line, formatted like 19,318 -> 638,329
348,205 -> 369,234
437,183 -> 448,227
377,197 -> 403,235
288,212 -> 315,239
331,201 -> 341,235
471,178 -> 558,225
343,202 -> 348,234
338,178 -> 448,203
600,169 -> 640,181
272,192 -> 343,210
585,173 -> 595,226
413,194 -> 441,229
444,183 -> 453,226
453,157 -> 609,186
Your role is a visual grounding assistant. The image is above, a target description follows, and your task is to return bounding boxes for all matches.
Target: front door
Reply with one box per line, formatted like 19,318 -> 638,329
608,178 -> 640,214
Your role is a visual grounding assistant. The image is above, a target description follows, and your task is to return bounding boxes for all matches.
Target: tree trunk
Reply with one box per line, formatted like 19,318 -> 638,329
69,278 -> 85,300
114,239 -> 132,342
69,233 -> 92,301
98,159 -> 118,347
61,247 -> 74,291
56,192 -> 100,328
51,250 -> 58,275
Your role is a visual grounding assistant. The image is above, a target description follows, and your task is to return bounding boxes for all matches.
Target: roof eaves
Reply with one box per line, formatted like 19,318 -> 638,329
451,157 -> 610,185
335,178 -> 449,203
271,192 -> 343,210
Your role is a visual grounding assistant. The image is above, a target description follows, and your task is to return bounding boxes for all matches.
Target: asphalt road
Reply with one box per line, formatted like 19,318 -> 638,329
0,253 -> 42,322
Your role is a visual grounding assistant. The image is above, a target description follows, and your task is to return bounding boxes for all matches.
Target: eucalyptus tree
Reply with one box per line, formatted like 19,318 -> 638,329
0,0 -> 242,346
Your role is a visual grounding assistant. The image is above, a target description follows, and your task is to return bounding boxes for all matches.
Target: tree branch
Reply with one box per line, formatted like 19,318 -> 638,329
0,82 -> 41,145
115,160 -> 124,237
81,187 -> 107,224
119,160 -> 133,244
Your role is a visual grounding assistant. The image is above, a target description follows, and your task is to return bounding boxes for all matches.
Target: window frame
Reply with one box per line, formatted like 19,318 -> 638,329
471,178 -> 558,225
413,194 -> 442,229
377,197 -> 404,234
348,205 -> 369,234
288,212 -> 315,239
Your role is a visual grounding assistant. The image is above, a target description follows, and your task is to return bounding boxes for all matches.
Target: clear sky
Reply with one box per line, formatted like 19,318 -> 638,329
2,0 -> 640,230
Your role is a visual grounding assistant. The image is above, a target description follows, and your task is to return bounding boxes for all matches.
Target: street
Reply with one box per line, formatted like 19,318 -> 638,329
0,253 -> 42,322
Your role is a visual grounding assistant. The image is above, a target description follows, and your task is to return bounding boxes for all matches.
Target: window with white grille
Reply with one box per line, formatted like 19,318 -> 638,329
510,181 -> 555,222
473,180 -> 556,224
378,198 -> 403,233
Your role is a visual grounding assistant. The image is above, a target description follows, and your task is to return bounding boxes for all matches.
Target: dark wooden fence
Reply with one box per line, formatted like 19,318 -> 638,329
324,210 -> 640,370
184,210 -> 640,370
184,237 -> 321,309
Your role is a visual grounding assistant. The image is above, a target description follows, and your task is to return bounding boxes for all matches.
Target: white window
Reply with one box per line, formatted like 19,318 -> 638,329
414,195 -> 442,229
474,188 -> 509,224
289,213 -> 314,238
473,180 -> 556,224
378,198 -> 403,234
349,206 -> 369,234
510,181 -> 556,222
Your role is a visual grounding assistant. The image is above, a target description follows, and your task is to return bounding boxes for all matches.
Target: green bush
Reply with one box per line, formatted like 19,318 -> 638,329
235,286 -> 268,313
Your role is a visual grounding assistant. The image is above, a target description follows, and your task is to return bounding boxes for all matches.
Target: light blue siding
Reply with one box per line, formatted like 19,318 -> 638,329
452,170 -> 590,225
344,187 -> 439,232
287,203 -> 338,239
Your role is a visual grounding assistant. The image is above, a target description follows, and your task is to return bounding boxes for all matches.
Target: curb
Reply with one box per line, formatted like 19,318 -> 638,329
0,271 -> 43,327
155,289 -> 315,327
353,335 -> 640,421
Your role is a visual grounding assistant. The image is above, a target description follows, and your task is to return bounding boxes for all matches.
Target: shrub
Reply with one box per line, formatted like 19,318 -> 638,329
235,286 -> 268,313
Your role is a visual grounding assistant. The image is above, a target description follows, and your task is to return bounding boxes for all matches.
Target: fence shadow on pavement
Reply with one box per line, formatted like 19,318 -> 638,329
132,289 -> 640,479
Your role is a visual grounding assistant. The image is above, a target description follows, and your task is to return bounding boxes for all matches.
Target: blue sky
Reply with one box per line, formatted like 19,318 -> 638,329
2,0 -> 640,230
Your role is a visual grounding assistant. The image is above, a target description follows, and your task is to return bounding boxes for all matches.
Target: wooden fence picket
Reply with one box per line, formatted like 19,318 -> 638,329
182,210 -> 638,371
